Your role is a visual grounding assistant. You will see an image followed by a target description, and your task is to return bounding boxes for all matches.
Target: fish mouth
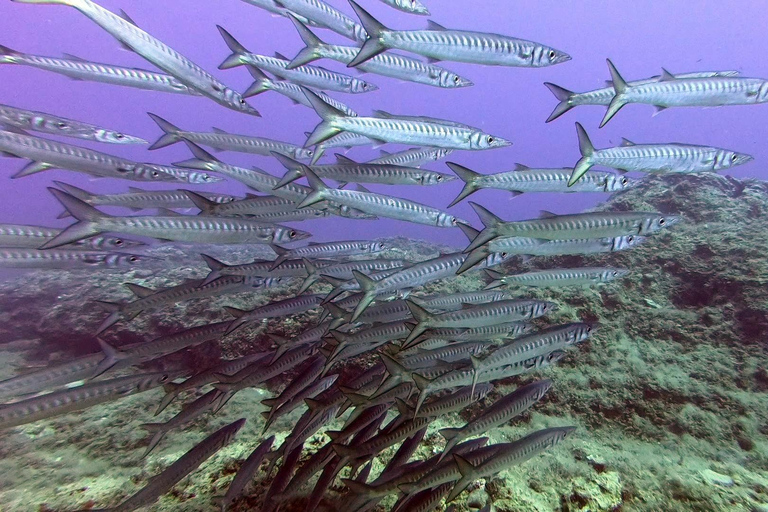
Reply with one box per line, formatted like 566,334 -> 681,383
439,175 -> 458,183
112,135 -> 148,145
360,83 -> 380,93
292,230 -> 313,241
735,155 -> 754,166
455,77 -> 474,88
492,137 -> 513,148
553,53 -> 572,65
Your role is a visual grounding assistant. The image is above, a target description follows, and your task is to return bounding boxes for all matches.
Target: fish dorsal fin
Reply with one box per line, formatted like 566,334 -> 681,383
157,207 -> 183,216
513,163 -> 530,171
460,303 -> 474,310
127,186 -> 146,193
119,9 -> 138,26
211,127 -> 229,134
620,138 -> 635,147
335,154 -> 357,164
659,68 -> 676,81
371,109 -> 393,119
244,193 -> 260,199
378,149 -> 391,156
304,131 -> 311,138
426,57 -> 442,64
355,184 -> 372,193
427,20 -> 447,31
62,53 -> 87,62
125,283 -> 154,298
539,210 -> 558,219
274,52 -> 289,61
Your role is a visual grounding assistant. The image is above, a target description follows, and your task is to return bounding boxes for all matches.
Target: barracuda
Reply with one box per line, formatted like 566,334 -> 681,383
570,122 -> 753,186
544,69 -> 740,122
347,0 -> 570,68
224,294 -> 325,335
485,267 -> 629,289
269,240 -> 385,269
447,162 -> 634,206
302,87 -> 511,150
0,44 -> 201,95
0,103 -> 145,144
369,147 -> 453,168
377,0 -> 429,15
272,0 -> 367,42
218,26 -> 376,94
0,248 -> 151,269
0,223 -> 144,250
12,0 -> 259,115
287,16 -> 471,88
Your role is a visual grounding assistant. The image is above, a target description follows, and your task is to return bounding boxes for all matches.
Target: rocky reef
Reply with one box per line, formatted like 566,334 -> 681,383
1,173 -> 768,511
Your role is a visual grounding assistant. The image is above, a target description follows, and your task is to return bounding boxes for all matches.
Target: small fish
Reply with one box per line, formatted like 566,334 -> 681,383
0,248 -> 152,270
272,0 -> 367,42
485,267 -> 629,289
239,0 -> 319,26
570,122 -> 753,186
447,162 -> 633,206
347,1 -> 570,68
215,435 -> 275,512
369,147 -> 453,168
544,69 -> 741,122
0,44 -> 201,95
44,189 -> 310,250
302,87 -> 510,150
224,294 -> 325,335
270,240 -> 385,269
218,26 -> 376,94
0,103 -> 145,144
12,0 -> 258,115
377,0 -> 429,15
0,223 -> 144,250
287,16 -> 470,88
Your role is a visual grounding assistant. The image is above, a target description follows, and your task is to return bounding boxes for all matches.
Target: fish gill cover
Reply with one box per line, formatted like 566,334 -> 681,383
0,1 -> 766,512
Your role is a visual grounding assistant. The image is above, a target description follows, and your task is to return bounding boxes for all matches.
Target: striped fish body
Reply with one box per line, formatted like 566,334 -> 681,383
237,53 -> 373,93
418,290 -> 514,310
227,294 -> 325,332
319,258 -> 407,280
312,131 -> 373,163
280,240 -> 385,260
380,27 -> 569,67
416,322 -> 534,345
476,167 -> 629,193
0,46 -> 199,95
399,341 -> 487,369
0,249 -> 148,269
49,0 -> 255,114
0,224 -> 138,250
378,0 -> 429,15
57,185 -> 234,213
0,103 -> 145,144
206,258 -> 318,279
491,234 -> 645,255
591,143 -> 752,173
0,371 -> 173,431
139,164 -> 221,184
420,300 -> 553,330
0,130 -> 180,182
239,0 -> 319,26
246,77 -> 358,116
369,147 -> 453,167
250,208 -> 330,222
276,0 -> 367,41
621,76 -> 768,107
0,353 -> 103,401
116,322 -> 231,368
176,128 -> 312,160
308,161 -> 453,186
496,267 -> 629,287
333,321 -> 412,346
202,195 -> 297,217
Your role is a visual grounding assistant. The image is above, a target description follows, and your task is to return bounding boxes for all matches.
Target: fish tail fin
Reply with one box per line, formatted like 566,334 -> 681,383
94,309 -> 122,336
456,247 -> 489,275
286,14 -> 325,69
0,44 -> 21,64
52,180 -> 94,201
173,140 -> 219,170
347,0 -> 387,67
200,254 -> 226,286
575,122 -> 594,158
600,59 -> 628,128
270,151 -> 305,189
216,25 -> 248,69
268,243 -> 287,269
146,112 -> 182,150
341,478 -> 376,496
457,222 -> 480,243
569,157 -> 593,187
11,161 -> 53,178
301,87 -> 344,146
468,201 -> 502,230
242,65 -> 271,98
543,82 -> 575,122
296,167 -> 329,208
40,188 -> 105,249
140,429 -> 166,459
183,190 -> 217,214
445,162 -> 482,206
447,455 -> 477,502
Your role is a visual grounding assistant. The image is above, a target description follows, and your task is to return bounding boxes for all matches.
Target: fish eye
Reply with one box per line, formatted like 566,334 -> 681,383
501,252 -> 508,258
621,177 -> 628,185
57,122 -> 68,128
627,235 -> 634,242
436,175 -> 443,181
453,76 -> 459,83
151,171 -> 159,178
549,50 -> 556,59
289,230 -> 297,238
612,270 -> 619,276
115,239 -> 123,246
114,133 -> 124,139
658,218 -> 666,225
129,256 -> 138,262
731,154 -> 737,162
160,374 -> 170,382
487,136 -> 494,144
239,98 -> 246,105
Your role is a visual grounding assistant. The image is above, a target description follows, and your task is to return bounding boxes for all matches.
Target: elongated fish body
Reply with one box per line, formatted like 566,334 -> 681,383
225,294 -> 325,333
218,435 -> 274,511
87,418 -> 245,512
369,147 -> 453,168
275,0 -> 367,42
0,103 -> 145,144
147,114 -> 312,160
54,182 -> 234,215
378,0 -> 429,15
275,152 -> 454,187
490,234 -> 645,256
300,257 -> 407,292
0,44 -> 200,95
0,249 -> 150,269
139,164 -> 222,184
0,371 -> 174,431
0,223 -> 143,250
0,130 -> 181,182
465,202 -> 679,251
570,122 -> 752,185
0,352 -> 104,401
287,17 -> 469,88
447,162 -> 633,206
273,240 -> 385,263
409,322 -> 534,349
486,267 -> 629,289
302,88 -> 510,150
218,26 -> 375,93
544,70 -> 740,122
187,193 -> 299,218
14,0 -> 258,115
239,0 -> 319,26
250,208 -> 331,222
348,1 -> 570,68
447,426 -> 576,501
243,66 -> 358,116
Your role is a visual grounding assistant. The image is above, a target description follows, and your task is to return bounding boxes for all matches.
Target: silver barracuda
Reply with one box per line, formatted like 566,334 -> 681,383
447,162 -> 634,206
147,113 -> 313,160
302,87 -> 511,150
0,249 -> 152,269
269,239 -> 385,268
0,129 -> 183,182
484,267 -> 629,289
0,103 -> 145,144
377,0 -> 429,15
464,201 -> 679,252
369,147 -> 453,168
287,16 -> 471,88
600,60 -> 768,127
239,0 -> 319,26
300,257 -> 407,293
272,0 -> 367,42
224,294 -> 325,334
218,26 -> 376,94
12,0 -> 259,115
44,189 -> 310,251
544,69 -> 741,122
347,0 -> 570,68
0,44 -> 200,95
569,122 -> 753,186
0,223 -> 144,250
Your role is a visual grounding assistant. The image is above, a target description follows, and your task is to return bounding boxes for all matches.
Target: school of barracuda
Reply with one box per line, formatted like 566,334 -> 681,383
0,0 -> 757,510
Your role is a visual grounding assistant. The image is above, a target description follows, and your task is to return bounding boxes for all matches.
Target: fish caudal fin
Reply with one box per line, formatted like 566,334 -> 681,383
543,82 -> 575,122
147,113 -> 183,150
286,14 -> 324,69
446,162 -> 481,206
347,0 -> 387,67
600,59 -> 629,128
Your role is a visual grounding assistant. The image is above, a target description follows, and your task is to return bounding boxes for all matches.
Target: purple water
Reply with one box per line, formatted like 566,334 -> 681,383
1,0 -> 766,249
